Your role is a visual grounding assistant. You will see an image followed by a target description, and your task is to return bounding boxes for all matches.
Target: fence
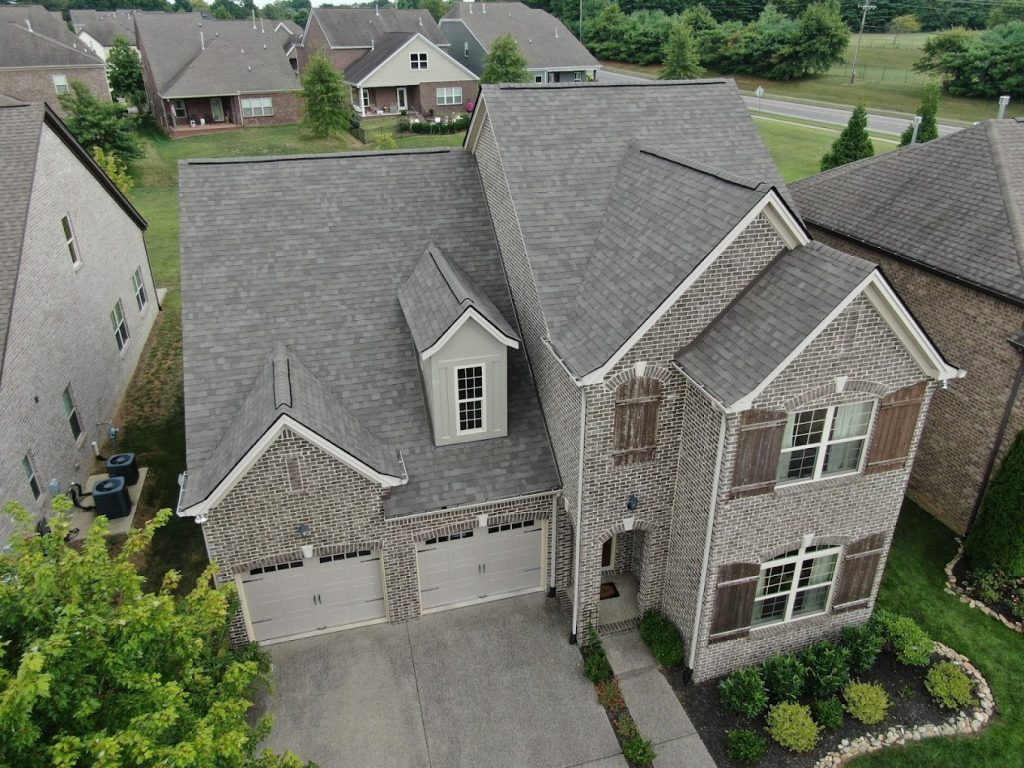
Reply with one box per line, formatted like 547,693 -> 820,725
350,121 -> 400,145
828,63 -> 935,84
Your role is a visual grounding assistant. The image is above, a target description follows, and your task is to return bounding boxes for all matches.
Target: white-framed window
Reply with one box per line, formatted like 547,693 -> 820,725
436,87 -> 463,106
241,97 -> 274,118
753,543 -> 840,626
110,299 -> 130,351
172,99 -> 187,118
361,89 -> 370,109
534,74 -> 543,83
62,386 -> 82,440
22,455 -> 40,499
52,74 -> 69,94
574,71 -> 582,82
132,267 -> 148,311
455,365 -> 485,434
61,215 -> 80,266
776,401 -> 874,484
463,41 -> 469,57
410,52 -> 428,70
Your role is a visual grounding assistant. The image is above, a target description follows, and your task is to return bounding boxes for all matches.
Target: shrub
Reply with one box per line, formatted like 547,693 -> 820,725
965,430 -> 1024,576
803,642 -> 852,698
615,713 -> 639,740
761,653 -> 806,703
925,661 -> 976,710
582,626 -> 613,683
726,729 -> 767,764
596,677 -> 625,713
873,609 -> 934,666
719,667 -> 768,719
812,698 -> 845,731
844,681 -> 892,725
766,702 -> 821,753
638,610 -> 685,668
622,734 -> 657,766
840,623 -> 885,674
963,567 -> 1013,605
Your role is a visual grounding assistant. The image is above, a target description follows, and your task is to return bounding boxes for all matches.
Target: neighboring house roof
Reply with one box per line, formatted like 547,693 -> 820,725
70,9 -> 136,46
791,118 -> 1024,306
344,30 -> 477,86
307,7 -> 448,49
179,149 -> 559,519
135,13 -> 299,98
442,1 -> 598,71
0,6 -> 105,68
399,241 -> 520,358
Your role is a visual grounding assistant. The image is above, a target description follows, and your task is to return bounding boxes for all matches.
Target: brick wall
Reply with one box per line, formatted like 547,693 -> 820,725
0,67 -> 110,116
240,91 -> 302,127
412,79 -> 478,116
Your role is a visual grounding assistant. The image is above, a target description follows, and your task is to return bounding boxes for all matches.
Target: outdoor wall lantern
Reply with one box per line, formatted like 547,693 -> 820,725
626,494 -> 640,511
297,523 -> 311,538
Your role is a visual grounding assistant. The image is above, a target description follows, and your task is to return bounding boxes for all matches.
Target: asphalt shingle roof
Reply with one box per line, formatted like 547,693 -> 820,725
676,241 -> 876,406
309,8 -> 447,49
180,149 -> 559,518
0,6 -> 105,68
343,31 -> 414,84
442,1 -> 597,70
791,118 -> 1024,305
70,9 -> 136,46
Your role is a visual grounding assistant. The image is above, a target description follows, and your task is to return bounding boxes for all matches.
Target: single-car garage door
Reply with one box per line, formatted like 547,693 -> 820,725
241,550 -> 386,643
418,520 -> 544,611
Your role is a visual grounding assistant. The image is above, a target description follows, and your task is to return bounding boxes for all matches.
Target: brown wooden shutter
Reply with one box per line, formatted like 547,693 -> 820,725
612,378 -> 663,466
832,533 -> 886,613
864,382 -> 927,474
730,409 -> 787,498
709,562 -> 760,643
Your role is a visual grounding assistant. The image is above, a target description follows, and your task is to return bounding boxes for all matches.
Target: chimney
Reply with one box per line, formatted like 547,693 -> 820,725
999,95 -> 1011,119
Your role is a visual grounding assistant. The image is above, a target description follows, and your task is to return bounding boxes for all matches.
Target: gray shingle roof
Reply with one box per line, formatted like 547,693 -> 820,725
0,6 -> 105,69
480,81 -> 790,378
791,118 -> 1024,305
399,242 -> 519,355
343,31 -> 414,84
676,241 -> 876,406
309,8 -> 448,49
70,9 -> 136,46
442,2 -> 597,70
180,149 -> 559,518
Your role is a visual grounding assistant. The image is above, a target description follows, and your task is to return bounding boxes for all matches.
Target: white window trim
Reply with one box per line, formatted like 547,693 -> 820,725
455,364 -> 486,435
52,74 -> 69,94
62,386 -> 84,444
436,87 -> 462,106
241,96 -> 274,118
172,99 -> 187,119
62,214 -> 81,270
776,400 -> 877,487
410,51 -> 428,70
111,298 -> 130,353
752,542 -> 841,627
574,71 -> 582,82
22,454 -> 41,500
463,41 -> 469,57
132,267 -> 148,312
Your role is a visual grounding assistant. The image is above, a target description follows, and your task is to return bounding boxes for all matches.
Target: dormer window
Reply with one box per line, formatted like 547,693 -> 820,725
456,365 -> 485,433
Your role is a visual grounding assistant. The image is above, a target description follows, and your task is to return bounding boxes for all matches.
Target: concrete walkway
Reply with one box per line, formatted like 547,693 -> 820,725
603,632 -> 717,768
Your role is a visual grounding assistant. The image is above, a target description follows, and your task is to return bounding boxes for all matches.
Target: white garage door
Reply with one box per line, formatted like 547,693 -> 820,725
417,520 -> 544,611
241,549 -> 386,643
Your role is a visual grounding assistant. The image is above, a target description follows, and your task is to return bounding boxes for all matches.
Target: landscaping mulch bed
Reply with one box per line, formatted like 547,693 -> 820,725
667,649 -> 950,768
953,556 -> 1024,628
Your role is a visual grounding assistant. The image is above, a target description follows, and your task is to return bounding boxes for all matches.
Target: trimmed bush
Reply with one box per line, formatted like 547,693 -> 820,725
873,609 -> 934,666
812,697 -> 845,731
639,610 -> 686,668
583,627 -> 613,683
964,430 -> 1024,577
719,666 -> 769,719
844,681 -> 892,725
840,623 -> 885,673
925,661 -> 976,710
761,653 -> 806,703
766,702 -> 821,753
726,729 -> 767,764
596,677 -> 625,713
803,642 -> 852,698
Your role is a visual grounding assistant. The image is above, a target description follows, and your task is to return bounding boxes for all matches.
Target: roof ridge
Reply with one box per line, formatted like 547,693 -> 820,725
988,120 -> 1024,281
490,79 -> 728,91
426,242 -> 472,305
634,141 -> 769,191
7,22 -> 103,64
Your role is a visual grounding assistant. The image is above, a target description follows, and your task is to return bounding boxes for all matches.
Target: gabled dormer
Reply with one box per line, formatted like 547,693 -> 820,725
399,243 -> 520,446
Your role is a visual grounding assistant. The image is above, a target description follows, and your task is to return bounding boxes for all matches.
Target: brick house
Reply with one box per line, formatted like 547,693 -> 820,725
135,12 -> 302,137
0,5 -> 110,117
791,118 -> 1024,534
177,81 -> 960,682
0,99 -> 159,545
299,8 -> 478,118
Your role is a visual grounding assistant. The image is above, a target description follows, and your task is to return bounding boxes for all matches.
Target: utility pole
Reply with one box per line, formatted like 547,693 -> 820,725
579,0 -> 584,45
849,2 -> 876,85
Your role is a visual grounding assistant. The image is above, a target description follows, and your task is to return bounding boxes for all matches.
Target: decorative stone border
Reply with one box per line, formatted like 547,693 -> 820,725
944,541 -> 1024,634
813,642 -> 995,767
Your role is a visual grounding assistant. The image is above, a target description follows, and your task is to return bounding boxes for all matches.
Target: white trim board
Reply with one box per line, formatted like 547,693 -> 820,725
420,307 -> 519,360
351,32 -> 479,86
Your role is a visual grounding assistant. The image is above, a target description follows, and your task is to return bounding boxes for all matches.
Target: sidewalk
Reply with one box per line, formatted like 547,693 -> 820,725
603,631 -> 717,768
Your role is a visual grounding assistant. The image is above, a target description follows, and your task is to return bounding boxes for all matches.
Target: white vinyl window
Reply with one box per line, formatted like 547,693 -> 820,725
436,87 -> 462,106
62,386 -> 82,440
53,74 -> 69,94
361,89 -> 370,109
132,267 -> 148,311
455,365 -> 485,434
110,299 -> 130,351
753,543 -> 840,627
463,41 -> 469,57
776,401 -> 874,483
410,52 -> 428,69
241,97 -> 274,117
22,455 -> 40,499
61,215 -> 80,266
574,71 -> 582,82
172,99 -> 187,118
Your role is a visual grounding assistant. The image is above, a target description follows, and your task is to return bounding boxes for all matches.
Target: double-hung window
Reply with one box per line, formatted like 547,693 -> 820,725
53,74 -> 69,94
172,99 -> 187,118
456,365 -> 484,434
132,267 -> 148,311
241,97 -> 274,117
753,543 -> 840,626
62,387 -> 82,440
410,52 -> 428,69
62,215 -> 79,267
436,87 -> 462,106
22,455 -> 40,499
111,299 -> 130,351
776,401 -> 873,483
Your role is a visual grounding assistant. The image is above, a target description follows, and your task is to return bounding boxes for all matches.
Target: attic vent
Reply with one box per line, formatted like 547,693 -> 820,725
273,357 -> 292,408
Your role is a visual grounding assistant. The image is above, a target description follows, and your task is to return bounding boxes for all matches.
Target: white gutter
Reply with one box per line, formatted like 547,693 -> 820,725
549,493 -> 558,595
569,389 -> 586,644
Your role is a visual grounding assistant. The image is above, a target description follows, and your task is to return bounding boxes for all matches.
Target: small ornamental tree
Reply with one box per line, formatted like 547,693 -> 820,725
92,146 -> 133,194
481,33 -> 531,84
820,104 -> 873,171
889,13 -> 921,43
58,80 -> 142,161
660,21 -> 704,79
107,35 -> 147,111
299,53 -> 353,138
965,430 -> 1024,577
900,84 -> 940,145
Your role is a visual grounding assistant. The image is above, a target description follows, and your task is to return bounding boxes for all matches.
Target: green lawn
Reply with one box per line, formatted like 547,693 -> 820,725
753,115 -> 895,182
852,503 -> 1024,767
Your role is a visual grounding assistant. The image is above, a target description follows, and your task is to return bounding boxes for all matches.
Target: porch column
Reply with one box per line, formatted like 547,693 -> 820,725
358,86 -> 365,116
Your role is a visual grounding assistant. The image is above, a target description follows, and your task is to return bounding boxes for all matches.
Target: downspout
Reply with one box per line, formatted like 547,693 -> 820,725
569,389 -> 587,645
548,493 -> 557,597
237,91 -> 244,127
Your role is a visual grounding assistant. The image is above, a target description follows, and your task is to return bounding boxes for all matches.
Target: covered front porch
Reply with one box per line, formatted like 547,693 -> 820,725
353,84 -> 415,118
164,95 -> 239,137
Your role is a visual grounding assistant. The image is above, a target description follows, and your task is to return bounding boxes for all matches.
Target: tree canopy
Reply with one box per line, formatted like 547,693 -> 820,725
660,21 -> 703,79
299,53 -> 354,137
914,21 -> 1024,99
107,36 -> 147,112
900,83 -> 940,145
58,80 -> 141,162
820,104 -> 873,171
481,34 -> 531,84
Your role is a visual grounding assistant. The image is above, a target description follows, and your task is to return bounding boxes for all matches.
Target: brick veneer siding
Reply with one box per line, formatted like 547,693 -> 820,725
202,427 -> 558,643
411,79 -> 478,115
810,226 -> 1024,533
0,66 -> 110,116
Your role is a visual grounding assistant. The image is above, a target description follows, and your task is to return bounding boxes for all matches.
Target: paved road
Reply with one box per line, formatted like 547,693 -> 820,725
597,67 -> 961,137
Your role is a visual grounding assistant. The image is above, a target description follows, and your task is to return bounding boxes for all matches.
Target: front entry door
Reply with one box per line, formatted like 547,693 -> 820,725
211,97 -> 225,123
396,87 -> 407,111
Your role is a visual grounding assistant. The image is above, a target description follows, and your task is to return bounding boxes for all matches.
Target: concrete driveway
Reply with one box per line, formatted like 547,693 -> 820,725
252,593 -> 625,768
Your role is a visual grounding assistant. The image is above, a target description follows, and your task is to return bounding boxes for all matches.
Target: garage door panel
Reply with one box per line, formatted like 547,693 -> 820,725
243,561 -> 318,642
418,530 -> 482,609
317,551 -> 387,627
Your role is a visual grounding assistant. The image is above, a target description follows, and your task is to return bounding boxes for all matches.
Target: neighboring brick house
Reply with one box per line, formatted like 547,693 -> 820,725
135,12 -> 301,137
176,81 -> 960,682
440,1 -> 599,83
70,9 -> 136,61
0,5 -> 110,116
299,8 -> 478,117
791,118 -> 1024,535
0,99 -> 159,545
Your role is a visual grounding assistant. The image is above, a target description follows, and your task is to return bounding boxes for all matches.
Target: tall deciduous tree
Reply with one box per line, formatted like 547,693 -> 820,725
820,104 -> 873,171
58,80 -> 141,161
481,34 -> 531,84
299,53 -> 353,137
660,21 -> 703,79
107,36 -> 147,111
900,83 -> 940,145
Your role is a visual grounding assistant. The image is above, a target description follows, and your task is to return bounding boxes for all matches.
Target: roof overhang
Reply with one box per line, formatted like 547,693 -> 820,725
420,306 -> 520,360
351,32 -> 478,86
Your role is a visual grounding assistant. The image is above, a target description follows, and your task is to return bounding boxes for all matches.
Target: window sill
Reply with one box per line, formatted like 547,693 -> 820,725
748,609 -> 833,639
774,471 -> 864,497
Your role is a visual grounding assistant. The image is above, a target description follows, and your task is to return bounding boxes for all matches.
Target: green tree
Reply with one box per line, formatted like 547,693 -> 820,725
899,83 -> 940,145
212,0 -> 249,19
915,21 -> 1024,99
680,3 -> 718,33
888,13 -> 921,43
91,146 -> 133,194
58,80 -> 141,161
965,431 -> 1024,576
660,21 -> 703,79
0,501 -> 311,767
773,1 -> 850,80
299,53 -> 353,137
989,0 -> 1024,27
481,33 -> 531,83
106,36 -> 147,111
416,0 -> 448,22
820,104 -> 873,171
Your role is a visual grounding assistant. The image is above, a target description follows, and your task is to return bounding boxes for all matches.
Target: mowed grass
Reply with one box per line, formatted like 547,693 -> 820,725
753,115 -> 896,182
851,503 -> 1024,767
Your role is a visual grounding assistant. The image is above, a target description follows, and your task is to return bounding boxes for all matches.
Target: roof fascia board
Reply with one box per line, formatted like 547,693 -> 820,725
161,87 -> 299,98
465,93 -> 488,151
420,306 -> 520,359
0,64 -> 105,71
353,32 -> 478,85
